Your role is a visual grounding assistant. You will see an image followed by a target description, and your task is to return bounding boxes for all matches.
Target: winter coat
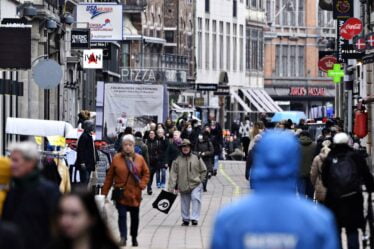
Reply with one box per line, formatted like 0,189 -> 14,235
322,144 -> 374,229
310,140 -> 331,202
299,136 -> 317,178
0,221 -> 22,249
194,140 -> 214,171
168,154 -> 207,193
76,132 -> 97,172
135,138 -> 149,167
165,142 -> 181,167
146,138 -> 163,169
2,171 -> 60,249
102,153 -> 150,207
211,130 -> 338,249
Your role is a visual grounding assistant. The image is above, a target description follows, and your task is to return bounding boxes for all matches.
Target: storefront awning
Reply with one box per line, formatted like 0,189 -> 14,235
239,88 -> 283,113
230,90 -> 252,113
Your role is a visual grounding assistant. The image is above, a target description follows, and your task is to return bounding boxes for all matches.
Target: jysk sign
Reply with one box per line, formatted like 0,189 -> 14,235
76,3 -> 123,41
71,29 -> 90,49
333,0 -> 353,19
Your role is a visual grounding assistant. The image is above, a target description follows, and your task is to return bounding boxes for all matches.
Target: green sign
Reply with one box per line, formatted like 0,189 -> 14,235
327,64 -> 345,84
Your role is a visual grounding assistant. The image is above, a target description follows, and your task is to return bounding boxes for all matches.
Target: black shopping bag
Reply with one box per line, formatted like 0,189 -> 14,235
152,190 -> 177,214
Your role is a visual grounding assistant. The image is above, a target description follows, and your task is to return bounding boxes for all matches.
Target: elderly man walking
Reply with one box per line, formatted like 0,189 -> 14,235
168,139 -> 207,226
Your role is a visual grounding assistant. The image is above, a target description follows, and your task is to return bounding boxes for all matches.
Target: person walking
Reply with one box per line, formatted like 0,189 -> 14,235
2,142 -> 60,249
239,118 -> 251,158
156,128 -> 168,188
102,135 -> 150,247
134,131 -> 150,167
298,131 -> 316,199
165,130 -> 182,169
310,139 -> 331,203
194,133 -> 214,192
168,139 -> 207,226
322,133 -> 374,249
206,124 -> 222,176
211,130 -> 339,249
48,191 -> 119,249
146,130 -> 162,195
76,120 -> 97,184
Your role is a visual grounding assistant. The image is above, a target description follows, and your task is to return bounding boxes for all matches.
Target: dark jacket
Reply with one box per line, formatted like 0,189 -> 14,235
2,171 -> 60,249
194,139 -> 214,171
299,136 -> 317,178
135,138 -> 149,167
165,142 -> 181,167
76,132 -> 97,172
322,144 -> 374,229
0,221 -> 22,249
146,138 -> 163,169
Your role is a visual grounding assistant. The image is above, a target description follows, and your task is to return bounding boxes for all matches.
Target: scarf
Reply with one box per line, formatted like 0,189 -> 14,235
122,152 -> 140,182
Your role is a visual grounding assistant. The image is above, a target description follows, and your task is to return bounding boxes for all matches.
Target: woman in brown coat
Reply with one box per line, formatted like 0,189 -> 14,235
102,134 -> 150,247
310,139 -> 331,202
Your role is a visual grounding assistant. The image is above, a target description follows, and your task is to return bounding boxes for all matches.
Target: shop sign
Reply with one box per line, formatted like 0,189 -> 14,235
76,3 -> 123,41
120,68 -> 187,83
353,33 -> 374,52
337,18 -> 349,62
91,42 -> 111,58
196,84 -> 218,91
214,86 -> 230,96
83,49 -> 103,69
340,18 -> 363,40
289,87 -> 326,97
71,29 -> 90,49
318,55 -> 337,72
194,98 -> 205,106
333,0 -> 353,19
341,44 -> 365,60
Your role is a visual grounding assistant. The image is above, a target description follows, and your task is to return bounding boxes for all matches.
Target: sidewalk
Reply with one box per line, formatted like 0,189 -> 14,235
124,161 -> 249,249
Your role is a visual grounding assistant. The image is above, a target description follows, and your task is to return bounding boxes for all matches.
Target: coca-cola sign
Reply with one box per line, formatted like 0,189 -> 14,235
318,55 -> 337,72
340,18 -> 363,40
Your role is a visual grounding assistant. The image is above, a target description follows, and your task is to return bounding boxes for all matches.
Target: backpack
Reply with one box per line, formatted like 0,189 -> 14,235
328,152 -> 361,198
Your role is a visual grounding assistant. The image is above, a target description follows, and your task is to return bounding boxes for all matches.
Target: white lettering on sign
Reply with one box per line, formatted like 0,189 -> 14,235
244,233 -> 298,249
120,68 -> 187,83
289,87 -> 326,97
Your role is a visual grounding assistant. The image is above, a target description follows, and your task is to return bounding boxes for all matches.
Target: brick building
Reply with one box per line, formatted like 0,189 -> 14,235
264,0 -> 336,119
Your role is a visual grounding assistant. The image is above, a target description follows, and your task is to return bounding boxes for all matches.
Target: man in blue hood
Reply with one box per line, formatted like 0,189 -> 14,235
211,130 -> 338,249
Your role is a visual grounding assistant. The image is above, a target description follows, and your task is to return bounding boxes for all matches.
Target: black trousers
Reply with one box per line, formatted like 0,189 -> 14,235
116,204 -> 140,240
241,137 -> 250,158
147,167 -> 157,191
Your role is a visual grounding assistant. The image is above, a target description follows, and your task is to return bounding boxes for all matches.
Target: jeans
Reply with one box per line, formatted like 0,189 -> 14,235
297,177 -> 314,199
156,168 -> 166,185
180,184 -> 202,221
116,204 -> 140,241
213,155 -> 219,171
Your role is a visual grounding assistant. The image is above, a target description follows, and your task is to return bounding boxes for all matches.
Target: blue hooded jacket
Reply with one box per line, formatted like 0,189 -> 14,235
211,130 -> 338,249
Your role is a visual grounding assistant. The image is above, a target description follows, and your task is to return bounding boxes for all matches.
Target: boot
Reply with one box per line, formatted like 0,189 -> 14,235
132,237 -> 138,247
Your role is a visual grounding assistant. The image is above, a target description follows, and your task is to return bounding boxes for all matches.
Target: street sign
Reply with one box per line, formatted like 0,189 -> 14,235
333,0 -> 354,19
196,84 -> 218,91
340,18 -> 363,40
214,86 -> 230,96
83,49 -> 103,69
32,59 -> 63,89
327,64 -> 345,84
71,29 -> 90,49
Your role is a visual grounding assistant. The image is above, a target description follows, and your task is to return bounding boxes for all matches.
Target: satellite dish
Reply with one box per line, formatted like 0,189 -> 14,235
32,59 -> 63,89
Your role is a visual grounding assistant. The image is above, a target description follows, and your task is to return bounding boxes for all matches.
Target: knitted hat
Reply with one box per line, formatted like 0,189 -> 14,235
122,134 -> 135,144
0,157 -> 11,185
333,132 -> 349,145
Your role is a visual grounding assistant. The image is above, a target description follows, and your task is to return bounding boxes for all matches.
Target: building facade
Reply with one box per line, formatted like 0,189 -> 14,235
264,0 -> 335,119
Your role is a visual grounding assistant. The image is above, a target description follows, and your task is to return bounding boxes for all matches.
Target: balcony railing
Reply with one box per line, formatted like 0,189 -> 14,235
122,0 -> 147,12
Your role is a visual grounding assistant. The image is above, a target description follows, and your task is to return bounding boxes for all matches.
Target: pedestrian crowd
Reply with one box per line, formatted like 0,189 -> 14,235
0,113 -> 374,249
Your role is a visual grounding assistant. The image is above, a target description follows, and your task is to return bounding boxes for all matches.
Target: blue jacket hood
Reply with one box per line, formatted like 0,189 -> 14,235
251,130 -> 300,192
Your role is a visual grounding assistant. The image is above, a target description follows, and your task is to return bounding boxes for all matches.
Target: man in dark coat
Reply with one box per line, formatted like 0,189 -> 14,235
298,131 -> 316,199
165,130 -> 182,169
146,130 -> 163,195
76,120 -> 97,183
194,132 -> 214,192
2,142 -> 60,249
322,133 -> 374,249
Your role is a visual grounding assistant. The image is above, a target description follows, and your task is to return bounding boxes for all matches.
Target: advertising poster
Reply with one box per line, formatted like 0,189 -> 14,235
83,49 -> 103,69
103,83 -> 165,138
76,3 -> 123,41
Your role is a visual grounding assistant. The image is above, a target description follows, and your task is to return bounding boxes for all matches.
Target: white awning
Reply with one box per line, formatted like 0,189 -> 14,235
237,88 -> 283,113
230,90 -> 252,113
144,37 -> 166,44
6,118 -> 74,137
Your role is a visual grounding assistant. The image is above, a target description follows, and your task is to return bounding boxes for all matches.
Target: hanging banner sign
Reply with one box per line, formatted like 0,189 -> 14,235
333,0 -> 354,19
71,29 -> 90,49
83,49 -> 103,69
337,18 -> 349,62
340,18 -> 363,40
76,3 -> 123,41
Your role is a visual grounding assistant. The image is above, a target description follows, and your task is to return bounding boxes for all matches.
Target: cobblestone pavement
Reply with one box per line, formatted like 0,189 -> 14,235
121,161 -> 249,249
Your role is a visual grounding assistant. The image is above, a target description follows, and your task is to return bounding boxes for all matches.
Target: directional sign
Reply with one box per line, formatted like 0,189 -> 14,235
327,64 -> 345,84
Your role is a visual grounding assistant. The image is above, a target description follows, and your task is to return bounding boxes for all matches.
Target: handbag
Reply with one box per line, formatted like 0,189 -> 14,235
111,173 -> 130,202
152,190 -> 178,214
